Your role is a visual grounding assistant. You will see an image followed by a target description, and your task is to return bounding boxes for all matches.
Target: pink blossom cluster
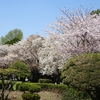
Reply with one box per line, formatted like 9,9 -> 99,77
46,8 -> 100,59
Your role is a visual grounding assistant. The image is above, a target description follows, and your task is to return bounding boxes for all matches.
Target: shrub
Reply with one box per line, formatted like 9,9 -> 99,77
29,84 -> 41,93
35,83 -> 91,100
21,93 -> 40,100
32,94 -> 40,100
35,83 -> 54,91
35,83 -> 67,93
13,81 -> 22,90
61,53 -> 100,100
38,78 -> 53,83
19,83 -> 30,91
61,88 -> 91,100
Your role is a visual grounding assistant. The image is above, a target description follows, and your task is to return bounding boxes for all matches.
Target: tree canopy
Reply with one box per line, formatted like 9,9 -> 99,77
0,28 -> 23,45
61,53 -> 100,100
0,60 -> 30,100
46,8 -> 100,61
9,60 -> 30,79
90,9 -> 100,15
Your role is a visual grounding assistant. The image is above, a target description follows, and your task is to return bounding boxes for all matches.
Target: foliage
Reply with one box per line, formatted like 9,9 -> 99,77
0,34 -> 62,76
29,84 -> 41,93
36,83 -> 67,92
0,80 -> 15,90
15,82 -> 30,90
45,8 -> 100,63
61,88 -> 91,100
0,60 -> 30,100
11,82 -> 90,100
19,82 -> 41,100
0,28 -> 23,45
18,82 -> 41,93
0,61 -> 29,100
1,8 -> 100,78
34,83 -> 90,100
0,62 -> 29,100
61,53 -> 100,100
9,60 -> 30,79
0,68 -> 16,100
38,78 -> 53,83
21,93 -> 40,100
12,81 -> 22,91
19,83 -> 31,92
0,35 -> 42,81
90,9 -> 100,15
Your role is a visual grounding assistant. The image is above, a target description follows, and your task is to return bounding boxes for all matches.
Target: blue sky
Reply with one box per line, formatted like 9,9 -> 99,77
0,0 -> 100,39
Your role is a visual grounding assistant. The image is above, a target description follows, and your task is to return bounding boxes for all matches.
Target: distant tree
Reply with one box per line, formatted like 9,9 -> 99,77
61,53 -> 100,100
0,29 -> 23,45
90,9 -> 100,15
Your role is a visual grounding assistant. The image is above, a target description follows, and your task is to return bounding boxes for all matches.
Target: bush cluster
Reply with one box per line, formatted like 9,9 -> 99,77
13,81 -> 22,90
18,82 -> 41,92
38,78 -> 53,83
35,83 -> 67,92
35,83 -> 90,100
17,82 -> 41,100
11,81 -> 91,100
29,84 -> 41,93
19,83 -> 31,91
22,93 -> 40,100
61,53 -> 100,100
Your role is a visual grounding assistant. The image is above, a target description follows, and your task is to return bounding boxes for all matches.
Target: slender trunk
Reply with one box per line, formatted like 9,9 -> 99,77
5,80 -> 12,100
1,75 -> 13,100
1,74 -> 5,100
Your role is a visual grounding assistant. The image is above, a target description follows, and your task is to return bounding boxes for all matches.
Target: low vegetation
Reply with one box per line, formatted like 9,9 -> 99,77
0,81 -> 91,100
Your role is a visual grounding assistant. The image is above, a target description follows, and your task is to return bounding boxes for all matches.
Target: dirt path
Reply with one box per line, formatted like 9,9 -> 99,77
7,90 -> 62,100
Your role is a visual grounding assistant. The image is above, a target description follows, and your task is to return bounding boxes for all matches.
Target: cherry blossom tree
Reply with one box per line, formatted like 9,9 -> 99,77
1,8 -> 100,79
45,8 -> 100,60
0,35 -> 44,81
38,37 -> 63,75
0,34 -> 64,82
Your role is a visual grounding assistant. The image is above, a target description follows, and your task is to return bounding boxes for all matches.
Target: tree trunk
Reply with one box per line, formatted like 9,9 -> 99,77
1,74 -> 5,100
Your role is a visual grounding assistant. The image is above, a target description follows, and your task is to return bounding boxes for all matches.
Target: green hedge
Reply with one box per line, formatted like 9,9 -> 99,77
21,93 -> 40,100
19,83 -> 30,91
34,83 -> 91,100
35,83 -> 67,92
12,82 -> 31,91
29,84 -> 41,93
38,78 -> 53,83
10,82 -> 91,100
13,81 -> 22,90
18,82 -> 41,93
